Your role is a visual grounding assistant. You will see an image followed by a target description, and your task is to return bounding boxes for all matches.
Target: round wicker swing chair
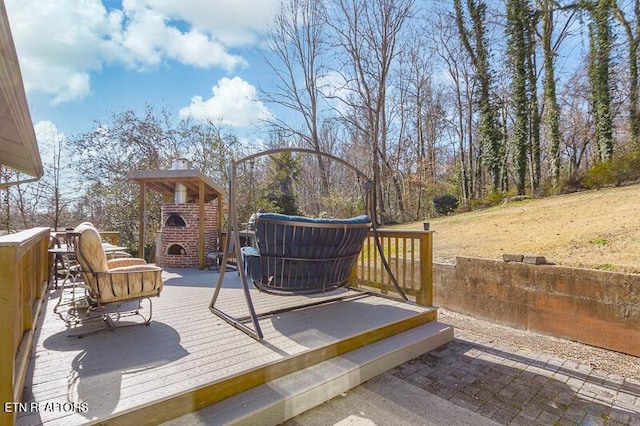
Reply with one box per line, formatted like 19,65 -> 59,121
242,212 -> 372,295
210,147 -> 406,341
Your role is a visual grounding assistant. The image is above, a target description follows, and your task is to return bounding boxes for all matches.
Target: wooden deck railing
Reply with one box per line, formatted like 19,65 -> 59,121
99,231 -> 120,245
53,230 -> 119,245
0,228 -> 50,426
349,229 -> 434,306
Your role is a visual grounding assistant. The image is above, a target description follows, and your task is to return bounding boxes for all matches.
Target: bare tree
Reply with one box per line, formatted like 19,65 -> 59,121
327,0 -> 415,223
0,167 -> 13,232
69,106 -> 184,250
430,9 -> 477,202
177,118 -> 243,187
262,0 -> 331,199
2,125 -> 79,231
395,27 -> 451,219
560,64 -> 596,177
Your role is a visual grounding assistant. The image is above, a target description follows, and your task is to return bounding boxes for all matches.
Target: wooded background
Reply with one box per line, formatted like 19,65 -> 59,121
3,0 -> 640,254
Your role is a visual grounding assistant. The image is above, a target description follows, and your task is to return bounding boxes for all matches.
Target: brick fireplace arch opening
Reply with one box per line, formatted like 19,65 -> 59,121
167,243 -> 186,255
165,213 -> 186,227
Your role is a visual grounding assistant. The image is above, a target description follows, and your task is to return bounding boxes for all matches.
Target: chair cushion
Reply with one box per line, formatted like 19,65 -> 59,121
100,265 -> 163,303
107,258 -> 147,269
74,222 -> 108,273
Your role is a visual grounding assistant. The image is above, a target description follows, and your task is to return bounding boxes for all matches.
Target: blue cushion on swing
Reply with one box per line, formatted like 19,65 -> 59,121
256,213 -> 371,225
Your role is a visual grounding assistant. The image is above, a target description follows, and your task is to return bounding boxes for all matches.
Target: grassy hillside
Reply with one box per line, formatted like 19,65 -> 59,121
400,184 -> 640,273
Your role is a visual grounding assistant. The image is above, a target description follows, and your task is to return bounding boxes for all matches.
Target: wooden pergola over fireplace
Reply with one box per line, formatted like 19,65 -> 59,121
129,164 -> 224,270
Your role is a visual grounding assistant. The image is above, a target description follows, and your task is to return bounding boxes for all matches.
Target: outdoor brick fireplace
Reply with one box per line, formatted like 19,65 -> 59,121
158,202 -> 218,268
129,159 -> 225,269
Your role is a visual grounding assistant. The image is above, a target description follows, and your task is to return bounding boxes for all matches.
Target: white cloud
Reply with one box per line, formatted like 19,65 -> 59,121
5,0 -> 110,104
139,0 -> 280,46
179,77 -> 272,127
164,28 -> 246,71
110,0 -> 248,71
4,0 -> 278,103
35,120 -> 65,147
34,120 -> 67,164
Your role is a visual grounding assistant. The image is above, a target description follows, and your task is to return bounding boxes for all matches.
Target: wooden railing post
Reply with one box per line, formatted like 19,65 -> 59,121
99,231 -> 120,245
416,231 -> 433,306
0,228 -> 50,426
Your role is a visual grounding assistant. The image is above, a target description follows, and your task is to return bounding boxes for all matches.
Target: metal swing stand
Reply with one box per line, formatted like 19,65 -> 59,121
209,148 -> 407,341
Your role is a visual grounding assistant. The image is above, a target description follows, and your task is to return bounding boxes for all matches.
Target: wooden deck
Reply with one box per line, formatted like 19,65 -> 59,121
17,268 -> 451,426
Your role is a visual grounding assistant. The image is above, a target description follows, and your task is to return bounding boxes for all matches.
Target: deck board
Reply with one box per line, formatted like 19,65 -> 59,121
18,268 -> 438,426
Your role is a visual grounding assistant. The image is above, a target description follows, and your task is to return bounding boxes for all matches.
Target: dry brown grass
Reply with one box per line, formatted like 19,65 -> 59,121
400,184 -> 640,273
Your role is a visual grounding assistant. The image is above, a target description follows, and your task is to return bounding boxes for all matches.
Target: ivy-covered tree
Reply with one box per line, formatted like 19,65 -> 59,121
526,5 -> 541,191
588,0 -> 615,160
454,0 -> 503,191
506,0 -> 532,195
612,0 -> 640,150
541,0 -> 564,185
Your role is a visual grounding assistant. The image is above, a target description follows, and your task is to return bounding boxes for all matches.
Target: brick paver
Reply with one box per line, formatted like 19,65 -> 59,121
389,330 -> 640,425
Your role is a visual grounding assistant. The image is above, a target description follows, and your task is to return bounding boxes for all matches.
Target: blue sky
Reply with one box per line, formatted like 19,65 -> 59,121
5,0 -> 281,155
5,0 -> 593,167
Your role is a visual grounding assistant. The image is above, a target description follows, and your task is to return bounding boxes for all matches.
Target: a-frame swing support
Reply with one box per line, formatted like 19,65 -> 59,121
209,148 -> 408,341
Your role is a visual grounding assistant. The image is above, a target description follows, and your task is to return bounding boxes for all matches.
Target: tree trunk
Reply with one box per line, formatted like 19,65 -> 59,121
542,0 -> 563,185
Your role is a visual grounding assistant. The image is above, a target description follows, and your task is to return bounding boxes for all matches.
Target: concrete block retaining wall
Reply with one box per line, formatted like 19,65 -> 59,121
433,257 -> 640,357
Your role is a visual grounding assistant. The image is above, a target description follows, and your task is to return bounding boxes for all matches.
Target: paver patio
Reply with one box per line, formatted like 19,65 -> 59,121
287,312 -> 640,426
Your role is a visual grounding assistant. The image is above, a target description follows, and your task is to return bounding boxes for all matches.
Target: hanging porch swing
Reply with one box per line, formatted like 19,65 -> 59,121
209,148 -> 407,341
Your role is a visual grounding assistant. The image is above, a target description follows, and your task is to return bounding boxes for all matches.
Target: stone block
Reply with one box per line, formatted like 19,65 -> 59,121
502,254 -> 524,262
523,255 -> 546,265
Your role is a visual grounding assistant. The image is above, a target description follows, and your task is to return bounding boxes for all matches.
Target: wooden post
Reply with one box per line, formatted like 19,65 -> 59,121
138,181 -> 145,260
348,251 -> 360,286
416,231 -> 433,306
217,195 -> 223,246
198,180 -> 205,270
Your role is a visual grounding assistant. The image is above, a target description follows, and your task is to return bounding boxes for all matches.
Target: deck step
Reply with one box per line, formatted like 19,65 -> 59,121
162,320 -> 454,426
